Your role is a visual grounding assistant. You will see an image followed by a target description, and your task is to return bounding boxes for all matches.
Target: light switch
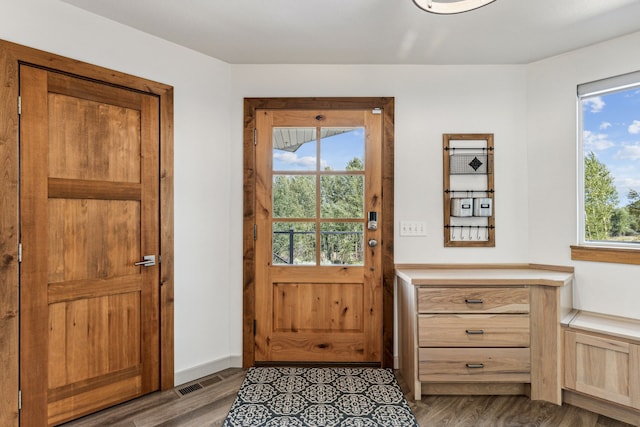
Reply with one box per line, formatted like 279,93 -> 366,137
400,221 -> 427,236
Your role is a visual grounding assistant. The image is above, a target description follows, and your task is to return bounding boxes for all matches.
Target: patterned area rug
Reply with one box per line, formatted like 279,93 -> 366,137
223,367 -> 419,426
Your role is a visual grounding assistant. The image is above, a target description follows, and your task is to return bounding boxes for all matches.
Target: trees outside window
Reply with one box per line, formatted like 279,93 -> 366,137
583,151 -> 618,240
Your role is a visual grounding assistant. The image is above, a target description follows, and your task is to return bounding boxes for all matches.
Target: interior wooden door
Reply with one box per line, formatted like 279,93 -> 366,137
19,64 -> 160,426
254,109 -> 383,363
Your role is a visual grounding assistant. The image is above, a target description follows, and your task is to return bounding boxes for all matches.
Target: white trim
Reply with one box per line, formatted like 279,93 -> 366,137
577,93 -> 586,246
174,355 -> 243,386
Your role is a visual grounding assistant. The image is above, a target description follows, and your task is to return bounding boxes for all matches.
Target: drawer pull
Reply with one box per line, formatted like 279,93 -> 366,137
465,329 -> 485,335
466,363 -> 485,369
465,298 -> 484,304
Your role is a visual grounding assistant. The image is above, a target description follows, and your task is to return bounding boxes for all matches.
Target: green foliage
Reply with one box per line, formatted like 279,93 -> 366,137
321,177 -> 363,218
628,189 -> 640,217
272,175 -> 315,218
272,157 -> 365,265
584,152 -> 618,240
319,158 -> 364,264
272,222 -> 315,265
625,189 -> 640,235
611,207 -> 632,237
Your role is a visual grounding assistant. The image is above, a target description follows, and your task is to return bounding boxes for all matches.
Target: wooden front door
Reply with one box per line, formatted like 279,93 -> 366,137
19,64 -> 161,426
254,109 -> 383,363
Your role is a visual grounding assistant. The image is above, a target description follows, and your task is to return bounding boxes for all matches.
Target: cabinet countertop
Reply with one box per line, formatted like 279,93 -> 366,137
396,267 -> 574,287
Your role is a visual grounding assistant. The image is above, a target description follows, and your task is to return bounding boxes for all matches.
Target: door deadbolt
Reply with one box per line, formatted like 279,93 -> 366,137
367,212 -> 378,231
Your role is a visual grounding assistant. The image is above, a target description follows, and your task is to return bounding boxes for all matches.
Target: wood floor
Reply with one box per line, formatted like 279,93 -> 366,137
61,368 -> 635,427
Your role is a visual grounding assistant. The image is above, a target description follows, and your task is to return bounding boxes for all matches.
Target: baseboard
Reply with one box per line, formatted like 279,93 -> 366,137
174,354 -> 243,386
421,382 -> 528,396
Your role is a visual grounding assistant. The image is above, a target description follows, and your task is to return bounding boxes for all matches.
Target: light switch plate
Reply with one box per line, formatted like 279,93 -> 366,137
400,221 -> 427,236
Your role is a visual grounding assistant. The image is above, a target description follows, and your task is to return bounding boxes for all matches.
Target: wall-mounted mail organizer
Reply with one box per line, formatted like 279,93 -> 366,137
443,134 -> 495,247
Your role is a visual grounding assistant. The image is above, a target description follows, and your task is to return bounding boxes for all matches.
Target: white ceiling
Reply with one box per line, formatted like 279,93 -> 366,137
61,0 -> 640,65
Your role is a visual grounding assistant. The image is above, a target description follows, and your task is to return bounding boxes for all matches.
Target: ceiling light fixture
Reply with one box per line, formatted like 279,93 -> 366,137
413,0 -> 496,14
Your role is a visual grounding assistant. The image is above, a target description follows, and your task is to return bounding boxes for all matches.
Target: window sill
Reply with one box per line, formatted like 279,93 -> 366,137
570,245 -> 640,265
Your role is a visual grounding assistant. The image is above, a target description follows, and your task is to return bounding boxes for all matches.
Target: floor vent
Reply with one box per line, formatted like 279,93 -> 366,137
176,383 -> 203,396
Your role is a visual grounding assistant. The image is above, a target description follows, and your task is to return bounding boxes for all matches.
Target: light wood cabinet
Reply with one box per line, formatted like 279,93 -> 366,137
563,311 -> 640,424
397,266 -> 574,405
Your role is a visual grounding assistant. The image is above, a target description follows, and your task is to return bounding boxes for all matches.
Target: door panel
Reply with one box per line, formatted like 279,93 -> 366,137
273,282 -> 364,332
20,65 -> 160,426
47,199 -> 141,282
254,109 -> 382,364
47,92 -> 142,183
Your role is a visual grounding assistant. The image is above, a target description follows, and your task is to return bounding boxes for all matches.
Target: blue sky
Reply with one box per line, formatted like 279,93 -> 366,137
273,128 -> 364,171
583,87 -> 640,206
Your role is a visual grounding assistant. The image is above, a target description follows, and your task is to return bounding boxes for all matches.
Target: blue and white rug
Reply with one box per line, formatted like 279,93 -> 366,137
223,367 -> 419,427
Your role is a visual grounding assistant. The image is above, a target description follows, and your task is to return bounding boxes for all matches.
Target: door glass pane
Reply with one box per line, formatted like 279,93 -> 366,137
320,127 -> 364,171
273,127 -> 317,171
273,222 -> 316,265
273,175 -> 316,218
320,175 -> 364,219
320,222 -> 364,265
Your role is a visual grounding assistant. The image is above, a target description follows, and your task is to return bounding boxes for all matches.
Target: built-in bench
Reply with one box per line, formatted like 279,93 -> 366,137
562,310 -> 640,426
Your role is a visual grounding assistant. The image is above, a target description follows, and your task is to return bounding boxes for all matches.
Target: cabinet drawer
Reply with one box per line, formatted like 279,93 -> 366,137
417,287 -> 529,314
418,314 -> 530,347
418,347 -> 531,382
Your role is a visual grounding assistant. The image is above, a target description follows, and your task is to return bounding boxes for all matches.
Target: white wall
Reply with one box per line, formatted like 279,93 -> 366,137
1,0 -> 236,384
527,31 -> 640,320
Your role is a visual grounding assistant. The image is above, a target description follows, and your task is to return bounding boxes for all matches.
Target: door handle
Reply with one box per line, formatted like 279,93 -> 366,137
466,363 -> 485,369
135,255 -> 156,267
368,239 -> 378,247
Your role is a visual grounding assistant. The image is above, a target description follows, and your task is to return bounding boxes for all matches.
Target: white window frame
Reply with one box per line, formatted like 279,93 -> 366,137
577,70 -> 640,249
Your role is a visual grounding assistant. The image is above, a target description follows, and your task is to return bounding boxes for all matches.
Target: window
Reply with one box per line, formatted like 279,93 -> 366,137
271,126 -> 366,266
574,70 -> 640,264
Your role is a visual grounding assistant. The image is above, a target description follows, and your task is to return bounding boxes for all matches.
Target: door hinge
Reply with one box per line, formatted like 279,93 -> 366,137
18,96 -> 21,115
18,390 -> 21,410
254,224 -> 257,241
254,128 -> 257,145
18,243 -> 22,263
253,319 -> 257,336
372,107 -> 382,115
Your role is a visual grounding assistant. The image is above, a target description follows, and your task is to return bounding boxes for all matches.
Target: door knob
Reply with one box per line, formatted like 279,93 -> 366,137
368,239 -> 378,247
